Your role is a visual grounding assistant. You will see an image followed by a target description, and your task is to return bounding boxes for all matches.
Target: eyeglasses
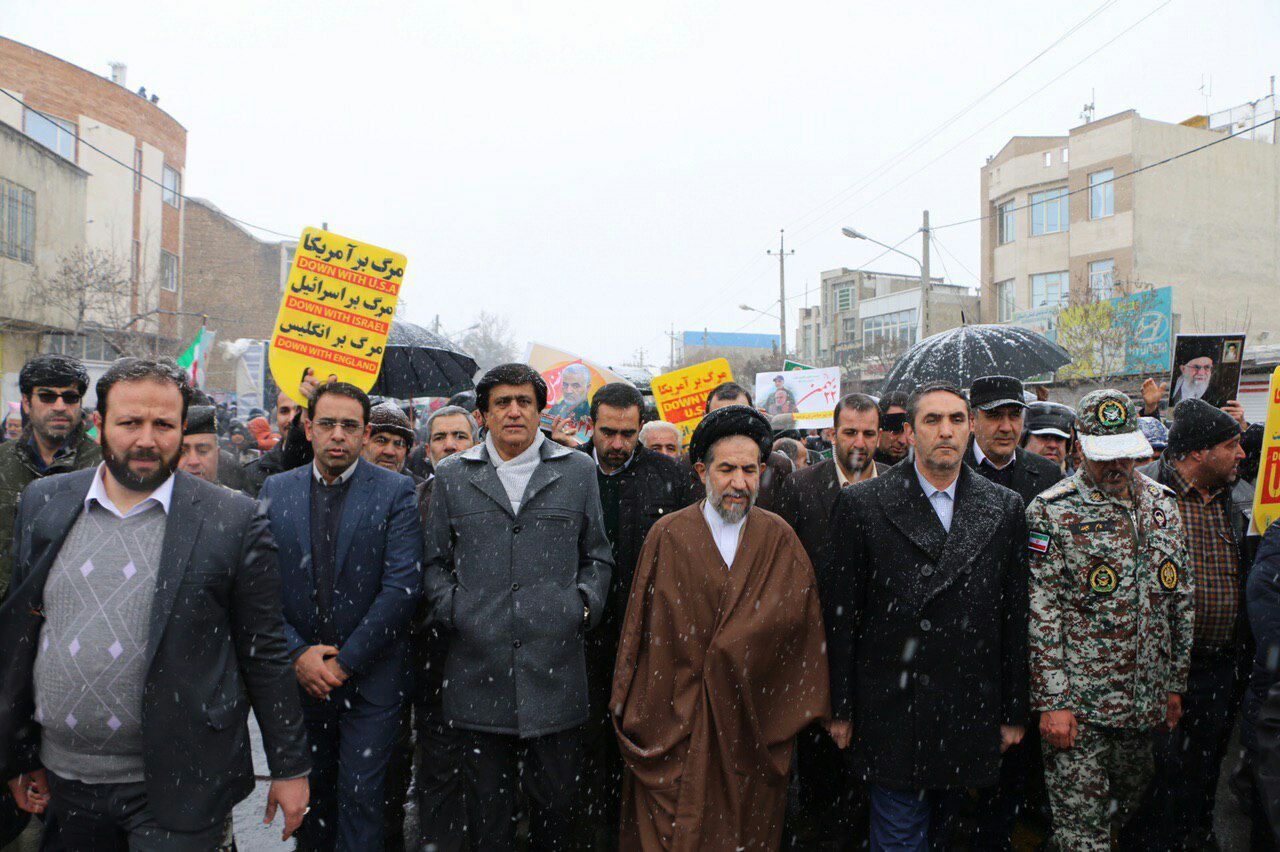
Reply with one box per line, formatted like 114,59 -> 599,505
313,418 -> 364,433
34,390 -> 81,405
370,434 -> 408,450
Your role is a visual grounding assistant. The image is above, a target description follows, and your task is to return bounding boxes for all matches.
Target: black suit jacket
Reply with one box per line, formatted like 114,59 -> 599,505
774,457 -> 890,579
826,461 -> 1028,790
0,469 -> 308,832
963,442 -> 1063,509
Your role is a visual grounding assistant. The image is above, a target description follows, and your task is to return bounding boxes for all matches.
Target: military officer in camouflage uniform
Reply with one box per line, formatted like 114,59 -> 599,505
1026,389 -> 1193,851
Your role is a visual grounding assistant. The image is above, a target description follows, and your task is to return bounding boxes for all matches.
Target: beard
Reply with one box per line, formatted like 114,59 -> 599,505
839,446 -> 872,476
1177,374 -> 1210,399
705,476 -> 756,523
102,434 -> 180,493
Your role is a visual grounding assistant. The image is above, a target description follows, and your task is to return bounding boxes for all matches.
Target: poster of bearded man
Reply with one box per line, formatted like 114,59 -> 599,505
1167,333 -> 1245,409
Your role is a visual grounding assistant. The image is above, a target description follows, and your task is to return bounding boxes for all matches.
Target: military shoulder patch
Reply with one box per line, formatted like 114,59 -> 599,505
1028,531 -> 1051,553
1089,564 -> 1118,595
1152,507 -> 1168,528
1158,559 -> 1179,590
1036,476 -> 1078,504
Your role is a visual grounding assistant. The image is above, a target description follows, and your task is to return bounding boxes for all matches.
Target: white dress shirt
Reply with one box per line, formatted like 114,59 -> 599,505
914,464 -> 959,533
702,499 -> 746,569
972,439 -> 1015,472
311,458 -> 360,485
84,464 -> 174,520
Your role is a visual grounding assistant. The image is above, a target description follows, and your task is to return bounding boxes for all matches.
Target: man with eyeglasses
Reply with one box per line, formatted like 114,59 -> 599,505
0,354 -> 101,602
260,381 -> 422,850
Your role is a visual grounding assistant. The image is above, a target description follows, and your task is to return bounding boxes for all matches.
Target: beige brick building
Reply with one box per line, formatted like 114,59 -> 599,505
181,198 -> 295,394
980,96 -> 1280,342
794,268 -> 978,385
0,36 -> 188,381
0,122 -> 88,405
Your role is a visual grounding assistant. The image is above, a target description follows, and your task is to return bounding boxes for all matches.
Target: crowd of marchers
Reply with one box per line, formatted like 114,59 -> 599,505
0,352 -> 1279,852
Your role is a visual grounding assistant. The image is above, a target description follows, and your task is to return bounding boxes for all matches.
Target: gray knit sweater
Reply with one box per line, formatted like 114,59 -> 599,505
33,502 -> 166,783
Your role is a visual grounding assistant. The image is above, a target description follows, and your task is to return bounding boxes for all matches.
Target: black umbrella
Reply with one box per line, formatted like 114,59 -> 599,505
879,324 -> 1071,393
367,320 -> 478,399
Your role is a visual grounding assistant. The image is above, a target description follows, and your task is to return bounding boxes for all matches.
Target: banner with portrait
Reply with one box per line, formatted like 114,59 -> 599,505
753,367 -> 840,429
1167,333 -> 1245,410
524,342 -> 629,443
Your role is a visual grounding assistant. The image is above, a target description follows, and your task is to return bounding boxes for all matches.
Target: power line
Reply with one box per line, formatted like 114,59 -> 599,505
931,112 -> 1280,232
779,0 -> 1121,245
0,88 -> 298,240
929,231 -> 978,285
669,0 -> 1130,342
811,0 -> 1175,245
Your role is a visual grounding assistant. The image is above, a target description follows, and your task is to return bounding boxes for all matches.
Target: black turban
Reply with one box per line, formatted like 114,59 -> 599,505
688,404 -> 772,466
184,405 -> 217,435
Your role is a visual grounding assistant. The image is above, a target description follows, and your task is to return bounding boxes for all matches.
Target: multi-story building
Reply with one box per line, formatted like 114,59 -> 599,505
0,36 -> 188,364
181,198 -> 296,395
678,330 -> 779,376
980,92 -> 1280,343
794,268 -> 977,385
0,121 -> 88,404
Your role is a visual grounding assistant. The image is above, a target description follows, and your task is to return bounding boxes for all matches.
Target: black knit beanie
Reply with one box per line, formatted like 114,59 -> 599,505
1166,398 -> 1240,456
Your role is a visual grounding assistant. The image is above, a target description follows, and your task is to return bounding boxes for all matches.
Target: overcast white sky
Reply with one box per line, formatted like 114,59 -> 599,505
4,0 -> 1276,370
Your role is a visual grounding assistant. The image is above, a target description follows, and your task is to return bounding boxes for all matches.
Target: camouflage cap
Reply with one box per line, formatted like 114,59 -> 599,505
1075,389 -> 1152,461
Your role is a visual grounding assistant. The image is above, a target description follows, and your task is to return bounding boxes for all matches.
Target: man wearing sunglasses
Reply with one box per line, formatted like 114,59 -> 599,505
874,391 -> 911,467
0,354 -> 101,603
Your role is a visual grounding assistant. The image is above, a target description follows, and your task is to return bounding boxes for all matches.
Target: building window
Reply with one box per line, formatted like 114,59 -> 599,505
1043,151 -> 1052,167
841,317 -> 858,341
1061,147 -> 1069,164
162,165 -> 181,208
44,333 -> 116,363
133,148 -> 143,192
835,286 -> 854,313
22,108 -> 76,161
1089,259 -> 1115,300
996,279 -> 1016,322
160,250 -> 179,292
862,308 -> 918,352
1031,271 -> 1069,308
1090,169 -> 1114,219
1030,187 -> 1068,235
0,179 -> 36,264
997,200 -> 1016,245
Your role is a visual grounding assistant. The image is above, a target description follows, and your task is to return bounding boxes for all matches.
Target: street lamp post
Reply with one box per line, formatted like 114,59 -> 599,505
842,219 -> 929,342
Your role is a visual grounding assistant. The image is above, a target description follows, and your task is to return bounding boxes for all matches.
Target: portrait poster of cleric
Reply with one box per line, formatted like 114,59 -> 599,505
1167,332 -> 1246,409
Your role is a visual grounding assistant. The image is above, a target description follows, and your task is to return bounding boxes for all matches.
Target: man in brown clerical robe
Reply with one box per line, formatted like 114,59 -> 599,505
611,405 -> 831,851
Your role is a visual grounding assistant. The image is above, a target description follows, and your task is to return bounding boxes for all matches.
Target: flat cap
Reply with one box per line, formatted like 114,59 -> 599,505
1025,401 -> 1075,438
969,375 -> 1026,412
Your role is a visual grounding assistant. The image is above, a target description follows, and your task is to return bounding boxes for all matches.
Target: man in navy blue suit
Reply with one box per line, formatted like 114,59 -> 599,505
260,381 -> 422,851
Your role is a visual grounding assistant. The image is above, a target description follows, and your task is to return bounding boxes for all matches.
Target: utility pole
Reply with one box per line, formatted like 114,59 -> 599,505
920,210 -> 931,341
666,323 -> 677,371
766,229 -> 794,356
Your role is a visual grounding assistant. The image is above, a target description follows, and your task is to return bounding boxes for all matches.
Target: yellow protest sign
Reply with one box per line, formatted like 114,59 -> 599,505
270,227 -> 406,404
1252,365 -> 1280,534
651,358 -> 733,448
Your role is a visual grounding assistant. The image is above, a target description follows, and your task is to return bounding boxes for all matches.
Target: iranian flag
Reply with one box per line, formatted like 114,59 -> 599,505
176,326 -> 216,388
